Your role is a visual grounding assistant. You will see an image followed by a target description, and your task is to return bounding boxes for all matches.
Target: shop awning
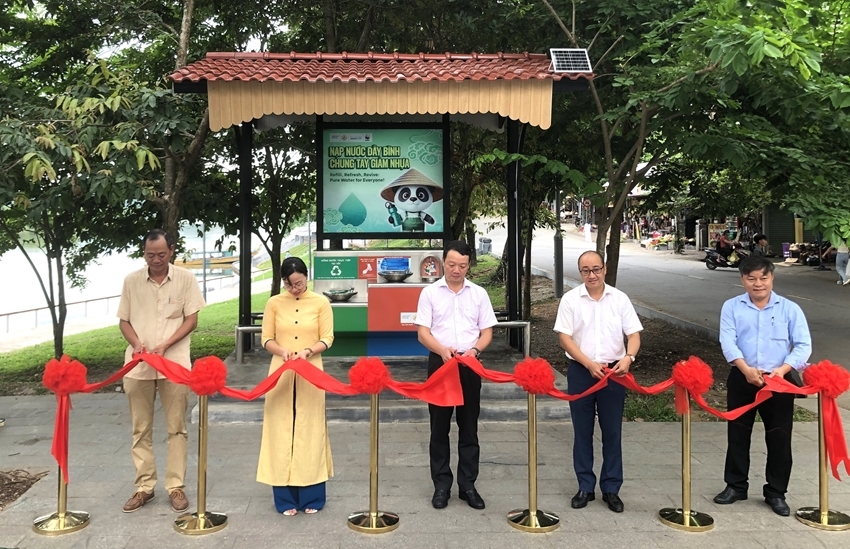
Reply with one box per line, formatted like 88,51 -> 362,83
169,52 -> 593,132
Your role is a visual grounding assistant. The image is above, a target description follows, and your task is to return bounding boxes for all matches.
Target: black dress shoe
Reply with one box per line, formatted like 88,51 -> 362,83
570,490 -> 595,509
602,493 -> 624,513
765,497 -> 790,516
713,486 -> 748,504
432,489 -> 450,509
459,489 -> 485,509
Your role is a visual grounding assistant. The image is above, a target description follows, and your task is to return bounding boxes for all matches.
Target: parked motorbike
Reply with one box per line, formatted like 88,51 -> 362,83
704,247 -> 750,270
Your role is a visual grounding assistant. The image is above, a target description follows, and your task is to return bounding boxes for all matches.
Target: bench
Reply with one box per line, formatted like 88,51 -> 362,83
235,325 -> 262,364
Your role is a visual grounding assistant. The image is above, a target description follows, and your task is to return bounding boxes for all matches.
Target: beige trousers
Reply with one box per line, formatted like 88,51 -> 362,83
123,378 -> 189,494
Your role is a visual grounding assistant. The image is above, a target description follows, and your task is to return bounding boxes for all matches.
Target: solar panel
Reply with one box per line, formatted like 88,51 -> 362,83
549,48 -> 592,73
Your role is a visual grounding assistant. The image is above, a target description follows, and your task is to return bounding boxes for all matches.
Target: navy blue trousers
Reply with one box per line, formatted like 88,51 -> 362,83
567,360 -> 625,494
272,482 -> 326,513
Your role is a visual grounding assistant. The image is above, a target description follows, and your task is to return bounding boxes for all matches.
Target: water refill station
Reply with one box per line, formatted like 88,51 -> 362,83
169,51 -> 592,355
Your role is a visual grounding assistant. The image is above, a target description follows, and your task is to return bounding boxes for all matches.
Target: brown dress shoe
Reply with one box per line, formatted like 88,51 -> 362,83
123,490 -> 154,513
169,489 -> 190,512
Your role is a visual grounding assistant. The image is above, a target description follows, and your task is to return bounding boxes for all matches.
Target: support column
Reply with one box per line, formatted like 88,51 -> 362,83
554,192 -> 564,298
237,122 -> 253,351
506,120 -> 525,345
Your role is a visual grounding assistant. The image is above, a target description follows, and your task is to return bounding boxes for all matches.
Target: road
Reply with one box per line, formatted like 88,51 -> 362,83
480,220 -> 849,366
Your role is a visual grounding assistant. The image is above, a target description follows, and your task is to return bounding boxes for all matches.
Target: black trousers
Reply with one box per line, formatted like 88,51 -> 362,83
427,352 -> 481,491
724,367 -> 796,499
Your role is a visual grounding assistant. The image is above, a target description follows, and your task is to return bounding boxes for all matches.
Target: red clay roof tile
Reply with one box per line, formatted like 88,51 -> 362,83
169,51 -> 592,84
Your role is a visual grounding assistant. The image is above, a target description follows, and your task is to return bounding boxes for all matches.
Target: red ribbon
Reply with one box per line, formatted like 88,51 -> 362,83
456,355 -> 674,400
43,352 -> 850,483
50,359 -> 143,482
46,353 -> 465,483
456,355 -> 849,480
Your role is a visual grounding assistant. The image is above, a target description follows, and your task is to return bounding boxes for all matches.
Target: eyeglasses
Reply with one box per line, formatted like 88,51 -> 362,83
284,279 -> 307,289
579,267 -> 604,277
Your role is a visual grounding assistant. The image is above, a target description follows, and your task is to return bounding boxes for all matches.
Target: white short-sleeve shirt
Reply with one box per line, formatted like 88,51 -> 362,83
415,277 -> 498,351
553,283 -> 643,363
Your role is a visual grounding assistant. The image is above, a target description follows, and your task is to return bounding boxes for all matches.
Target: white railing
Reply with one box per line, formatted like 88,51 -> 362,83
0,275 -> 236,334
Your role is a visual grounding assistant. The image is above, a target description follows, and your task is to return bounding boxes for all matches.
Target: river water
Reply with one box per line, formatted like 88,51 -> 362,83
0,225 -> 240,315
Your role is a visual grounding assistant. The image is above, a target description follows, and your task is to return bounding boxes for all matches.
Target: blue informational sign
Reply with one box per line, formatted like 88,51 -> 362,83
321,128 -> 444,236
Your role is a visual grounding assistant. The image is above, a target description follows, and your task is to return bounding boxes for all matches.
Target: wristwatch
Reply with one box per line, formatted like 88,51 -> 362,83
470,347 -> 482,357
626,354 -> 635,363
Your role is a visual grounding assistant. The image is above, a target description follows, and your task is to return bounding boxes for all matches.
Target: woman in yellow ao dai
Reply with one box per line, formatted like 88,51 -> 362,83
257,258 -> 334,515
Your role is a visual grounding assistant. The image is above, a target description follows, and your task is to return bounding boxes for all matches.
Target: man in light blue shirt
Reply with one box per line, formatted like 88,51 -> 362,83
713,256 -> 811,517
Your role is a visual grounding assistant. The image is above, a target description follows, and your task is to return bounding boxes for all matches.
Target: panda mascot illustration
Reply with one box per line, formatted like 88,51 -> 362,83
381,168 -> 443,232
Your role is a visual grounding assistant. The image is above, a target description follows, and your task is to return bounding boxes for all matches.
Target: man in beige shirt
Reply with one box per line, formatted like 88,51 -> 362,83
117,229 -> 205,513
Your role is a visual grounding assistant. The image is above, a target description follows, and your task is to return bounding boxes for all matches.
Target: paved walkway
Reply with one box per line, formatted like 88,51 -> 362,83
1,392 -> 849,548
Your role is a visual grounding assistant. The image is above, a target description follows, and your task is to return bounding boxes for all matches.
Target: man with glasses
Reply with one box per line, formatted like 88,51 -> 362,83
712,256 -> 811,516
553,251 -> 642,513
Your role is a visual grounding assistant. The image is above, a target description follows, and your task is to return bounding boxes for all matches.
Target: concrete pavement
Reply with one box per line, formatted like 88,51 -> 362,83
2,391 -> 850,548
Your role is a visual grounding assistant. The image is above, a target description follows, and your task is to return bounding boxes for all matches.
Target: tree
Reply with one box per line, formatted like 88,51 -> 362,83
215,126 -> 318,296
531,0 -> 830,285
0,80 -> 156,357
476,128 -> 588,318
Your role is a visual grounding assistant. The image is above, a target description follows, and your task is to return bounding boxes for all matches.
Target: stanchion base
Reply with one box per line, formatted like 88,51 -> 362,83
347,510 -> 399,533
32,510 -> 90,535
796,507 -> 850,531
507,508 -> 560,532
659,508 -> 714,532
174,511 -> 228,535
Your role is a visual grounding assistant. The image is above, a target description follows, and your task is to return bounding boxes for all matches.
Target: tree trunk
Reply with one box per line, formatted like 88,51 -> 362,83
157,0 -> 206,245
323,0 -> 337,52
595,204 -> 611,259
522,205 -> 534,320
270,235 -> 282,296
465,222 -> 477,265
605,207 -> 624,287
175,0 -> 195,71
52,252 -> 67,359
162,194 -> 182,246
355,5 -> 374,52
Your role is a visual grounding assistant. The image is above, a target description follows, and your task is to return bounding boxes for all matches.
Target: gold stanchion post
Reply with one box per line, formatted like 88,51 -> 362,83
795,394 -> 850,531
659,390 -> 714,532
507,393 -> 560,532
348,394 -> 399,533
174,394 -> 228,535
32,468 -> 90,535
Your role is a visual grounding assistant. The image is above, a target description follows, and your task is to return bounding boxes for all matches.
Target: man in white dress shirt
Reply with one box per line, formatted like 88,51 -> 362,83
415,240 -> 497,510
554,251 -> 642,513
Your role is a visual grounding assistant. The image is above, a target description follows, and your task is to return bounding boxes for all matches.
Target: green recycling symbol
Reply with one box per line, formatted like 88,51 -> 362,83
330,265 -> 342,276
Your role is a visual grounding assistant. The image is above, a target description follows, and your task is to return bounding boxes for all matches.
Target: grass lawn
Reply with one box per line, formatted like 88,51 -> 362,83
468,253 -> 506,309
0,293 -> 273,389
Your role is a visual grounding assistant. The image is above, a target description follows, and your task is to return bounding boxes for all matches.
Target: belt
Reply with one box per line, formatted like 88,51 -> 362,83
569,359 -> 619,368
